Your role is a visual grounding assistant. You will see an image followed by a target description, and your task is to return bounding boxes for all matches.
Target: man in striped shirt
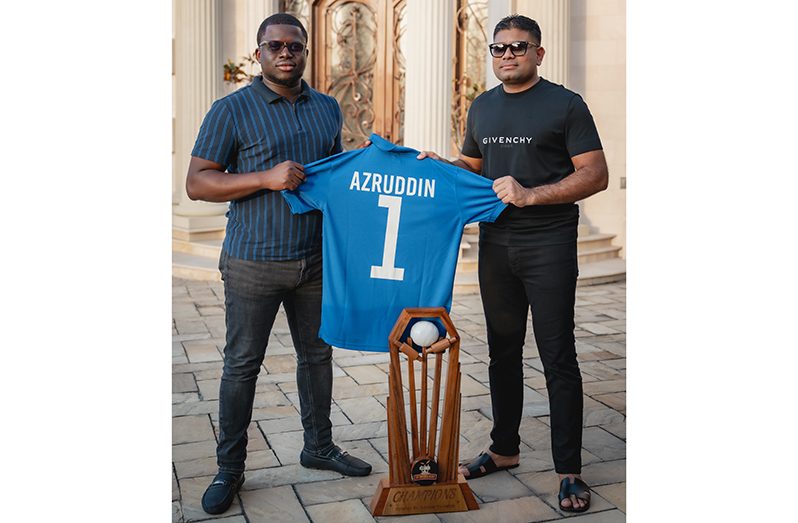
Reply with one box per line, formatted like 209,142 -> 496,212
186,13 -> 371,516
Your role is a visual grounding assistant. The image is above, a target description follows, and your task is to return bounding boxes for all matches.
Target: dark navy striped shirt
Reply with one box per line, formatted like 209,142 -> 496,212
192,76 -> 343,260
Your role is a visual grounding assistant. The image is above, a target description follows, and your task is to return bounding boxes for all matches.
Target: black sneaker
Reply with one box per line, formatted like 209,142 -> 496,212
300,445 -> 372,476
201,471 -> 244,515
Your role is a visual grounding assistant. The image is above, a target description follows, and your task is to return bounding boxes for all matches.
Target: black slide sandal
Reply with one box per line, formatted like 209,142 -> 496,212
558,476 -> 591,513
461,452 -> 519,479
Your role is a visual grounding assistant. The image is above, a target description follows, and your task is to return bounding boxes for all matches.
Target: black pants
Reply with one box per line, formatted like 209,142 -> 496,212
216,250 -> 333,474
478,240 -> 583,474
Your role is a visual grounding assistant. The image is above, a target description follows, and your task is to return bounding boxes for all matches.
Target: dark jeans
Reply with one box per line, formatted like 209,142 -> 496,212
216,249 -> 333,474
478,240 -> 583,474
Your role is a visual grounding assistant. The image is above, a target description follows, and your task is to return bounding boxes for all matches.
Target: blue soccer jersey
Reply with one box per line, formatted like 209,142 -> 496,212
282,133 -> 506,352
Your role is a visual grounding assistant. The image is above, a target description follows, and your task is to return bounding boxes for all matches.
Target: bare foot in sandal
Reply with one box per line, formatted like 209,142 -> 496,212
459,450 -> 519,479
558,474 -> 591,512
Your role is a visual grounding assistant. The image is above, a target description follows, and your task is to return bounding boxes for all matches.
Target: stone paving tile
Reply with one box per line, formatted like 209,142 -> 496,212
460,374 -> 490,396
268,430 -> 305,464
243,463 -> 341,490
579,459 -> 626,486
347,364 -> 389,384
460,394 -> 492,412
437,494 -> 559,523
459,362 -> 489,383
523,371 -> 548,390
259,371 -> 298,385
518,416 -> 554,450
173,414 -> 215,445
184,340 -> 223,363
175,319 -> 211,336
581,427 -> 626,461
376,513 -> 442,523
553,509 -> 626,522
579,323 -> 621,335
332,420 -> 388,442
332,375 -> 390,399
600,308 -> 625,320
173,399 -> 219,417
333,351 -> 392,367
295,475 -> 383,505
583,379 -> 625,396
174,373 -> 197,393
197,378 -> 219,400
580,362 -> 624,382
250,405 -> 299,422
264,354 -> 297,374
246,424 -> 269,451
239,484 -> 309,523
337,396 -> 388,424
600,421 -> 625,441
173,439 -> 217,463
258,415 -> 304,435
198,305 -> 225,316
601,358 -> 625,371
592,482 -> 625,513
253,389 -> 292,408
247,449 -> 281,470
174,455 -> 218,480
305,498 -> 375,523
193,366 -> 224,381
583,408 -> 624,428
172,392 -> 200,405
592,392 -> 625,413
464,469 -> 533,503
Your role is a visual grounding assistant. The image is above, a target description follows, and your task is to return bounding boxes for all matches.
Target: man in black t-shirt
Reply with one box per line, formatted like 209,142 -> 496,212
417,15 -> 608,513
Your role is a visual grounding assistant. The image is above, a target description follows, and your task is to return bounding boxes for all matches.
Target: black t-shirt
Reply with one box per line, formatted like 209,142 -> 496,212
462,78 -> 602,246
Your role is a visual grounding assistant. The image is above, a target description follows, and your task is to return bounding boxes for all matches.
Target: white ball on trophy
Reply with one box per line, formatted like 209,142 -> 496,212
410,321 -> 440,347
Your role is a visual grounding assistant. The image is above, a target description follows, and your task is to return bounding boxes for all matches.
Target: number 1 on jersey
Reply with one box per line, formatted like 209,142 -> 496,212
370,195 -> 405,281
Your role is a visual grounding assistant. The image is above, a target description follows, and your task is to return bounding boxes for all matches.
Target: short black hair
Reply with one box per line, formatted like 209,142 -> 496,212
493,14 -> 541,45
257,13 -> 308,45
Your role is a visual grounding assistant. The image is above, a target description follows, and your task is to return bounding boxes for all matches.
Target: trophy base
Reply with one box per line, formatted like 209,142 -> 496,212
369,475 -> 479,516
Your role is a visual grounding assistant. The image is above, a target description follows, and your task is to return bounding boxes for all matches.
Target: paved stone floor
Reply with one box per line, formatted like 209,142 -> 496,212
173,279 -> 626,523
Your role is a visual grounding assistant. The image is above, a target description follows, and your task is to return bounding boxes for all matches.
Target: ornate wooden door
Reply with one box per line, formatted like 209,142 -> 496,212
283,0 -> 406,149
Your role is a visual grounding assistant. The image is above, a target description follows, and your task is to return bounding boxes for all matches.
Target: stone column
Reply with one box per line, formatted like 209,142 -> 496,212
514,0 -> 569,86
173,0 -> 229,241
241,0 -> 280,57
402,0 -> 454,156
485,0 -> 515,91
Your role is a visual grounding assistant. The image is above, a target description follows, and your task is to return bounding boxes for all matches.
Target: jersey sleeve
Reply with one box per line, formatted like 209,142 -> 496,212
281,148 -> 356,214
565,94 -> 603,157
460,100 -> 482,159
191,99 -> 236,169
280,157 -> 331,214
431,161 -> 507,225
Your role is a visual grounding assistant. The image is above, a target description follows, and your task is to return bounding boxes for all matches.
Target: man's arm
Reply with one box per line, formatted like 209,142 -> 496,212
186,157 -> 307,203
416,151 -> 483,175
492,149 -> 608,207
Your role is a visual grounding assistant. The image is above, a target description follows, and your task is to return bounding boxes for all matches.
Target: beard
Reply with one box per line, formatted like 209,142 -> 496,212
264,68 -> 303,87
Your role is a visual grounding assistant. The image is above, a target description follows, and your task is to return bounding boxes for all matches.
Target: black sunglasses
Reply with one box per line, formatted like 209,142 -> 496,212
488,41 -> 539,58
259,40 -> 306,54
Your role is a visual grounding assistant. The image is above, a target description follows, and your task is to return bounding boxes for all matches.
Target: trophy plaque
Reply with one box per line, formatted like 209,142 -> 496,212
370,307 -> 479,516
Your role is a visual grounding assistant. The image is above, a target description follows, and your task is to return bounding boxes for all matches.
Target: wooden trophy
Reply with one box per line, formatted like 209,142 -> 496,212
370,307 -> 479,516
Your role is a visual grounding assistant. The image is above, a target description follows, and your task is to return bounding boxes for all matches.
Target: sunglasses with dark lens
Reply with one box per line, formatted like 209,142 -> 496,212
259,40 -> 306,54
488,41 -> 538,58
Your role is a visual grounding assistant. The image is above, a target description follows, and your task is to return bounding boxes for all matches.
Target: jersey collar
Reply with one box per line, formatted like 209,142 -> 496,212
368,133 -> 418,153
